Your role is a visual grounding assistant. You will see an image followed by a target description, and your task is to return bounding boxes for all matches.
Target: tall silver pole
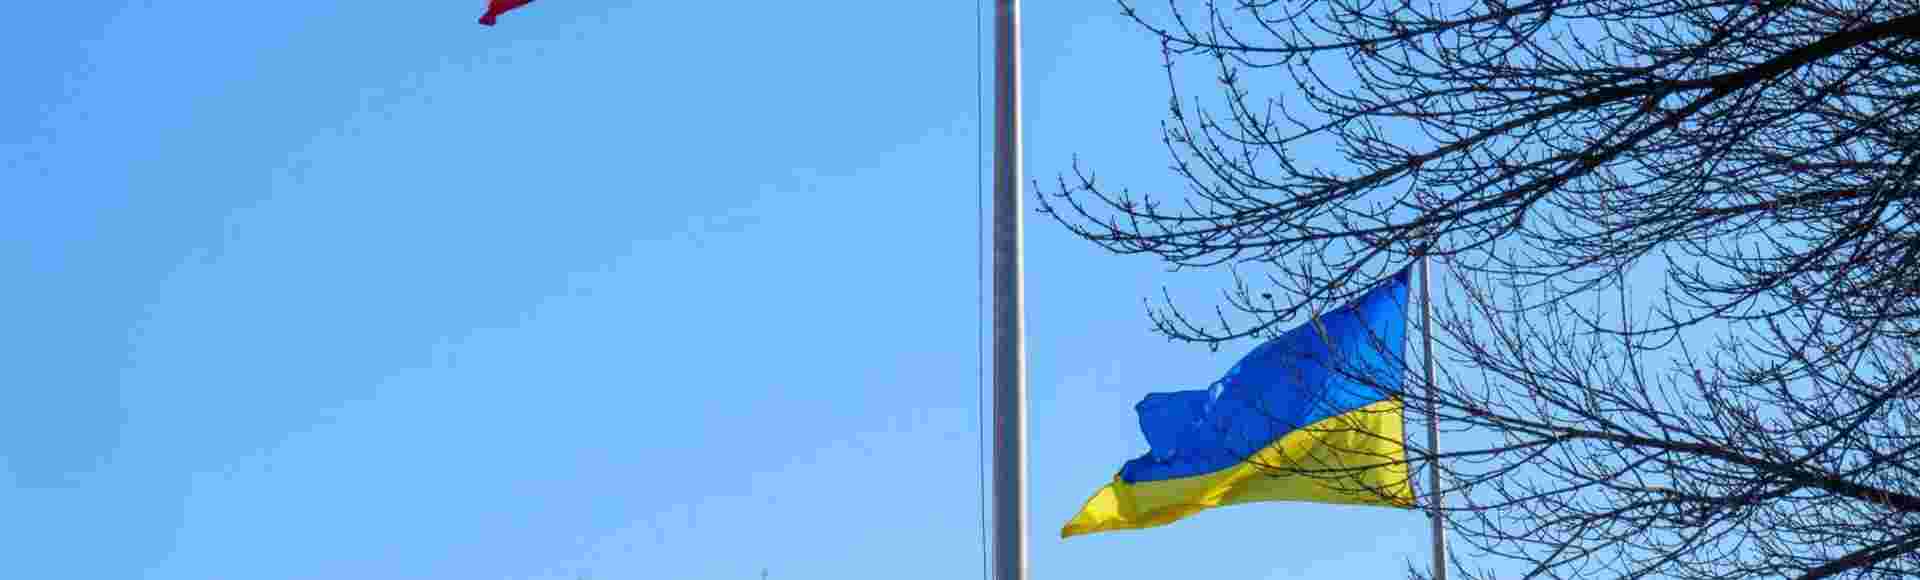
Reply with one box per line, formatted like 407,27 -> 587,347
990,1 -> 1029,580
1420,254 -> 1446,580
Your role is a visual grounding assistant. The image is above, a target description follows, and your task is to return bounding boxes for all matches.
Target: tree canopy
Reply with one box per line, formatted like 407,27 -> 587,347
1042,0 -> 1920,578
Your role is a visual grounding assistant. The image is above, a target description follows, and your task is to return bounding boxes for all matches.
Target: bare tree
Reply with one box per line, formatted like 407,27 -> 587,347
1040,0 -> 1920,578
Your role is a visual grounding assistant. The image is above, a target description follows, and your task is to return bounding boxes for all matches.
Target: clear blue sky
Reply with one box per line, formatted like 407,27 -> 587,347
5,2 -> 1437,578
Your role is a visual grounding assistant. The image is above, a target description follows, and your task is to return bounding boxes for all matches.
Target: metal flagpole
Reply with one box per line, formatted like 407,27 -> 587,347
990,1 -> 1029,579
1420,251 -> 1447,580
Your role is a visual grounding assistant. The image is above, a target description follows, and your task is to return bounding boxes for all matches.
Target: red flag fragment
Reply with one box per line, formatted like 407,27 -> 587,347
478,0 -> 535,26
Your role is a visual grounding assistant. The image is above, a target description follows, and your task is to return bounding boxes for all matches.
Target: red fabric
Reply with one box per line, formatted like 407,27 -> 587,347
478,0 -> 535,26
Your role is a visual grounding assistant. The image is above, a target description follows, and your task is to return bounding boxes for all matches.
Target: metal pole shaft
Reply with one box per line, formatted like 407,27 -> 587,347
991,1 -> 1029,580
1420,254 -> 1446,580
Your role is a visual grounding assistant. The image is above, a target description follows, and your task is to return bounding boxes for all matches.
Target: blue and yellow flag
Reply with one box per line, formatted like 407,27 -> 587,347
1063,269 -> 1416,538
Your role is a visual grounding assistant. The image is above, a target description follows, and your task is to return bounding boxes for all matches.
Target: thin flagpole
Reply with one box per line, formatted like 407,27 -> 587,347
990,0 -> 1029,579
1420,252 -> 1447,580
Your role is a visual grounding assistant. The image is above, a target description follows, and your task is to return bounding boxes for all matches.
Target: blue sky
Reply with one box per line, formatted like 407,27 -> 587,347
5,2 -> 1439,578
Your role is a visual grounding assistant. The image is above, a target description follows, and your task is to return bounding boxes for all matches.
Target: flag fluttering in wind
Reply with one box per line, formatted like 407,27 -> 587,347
478,0 -> 536,26
1062,269 -> 1416,538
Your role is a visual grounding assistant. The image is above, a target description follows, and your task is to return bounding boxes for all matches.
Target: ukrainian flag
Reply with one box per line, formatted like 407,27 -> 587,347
1063,269 -> 1416,538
